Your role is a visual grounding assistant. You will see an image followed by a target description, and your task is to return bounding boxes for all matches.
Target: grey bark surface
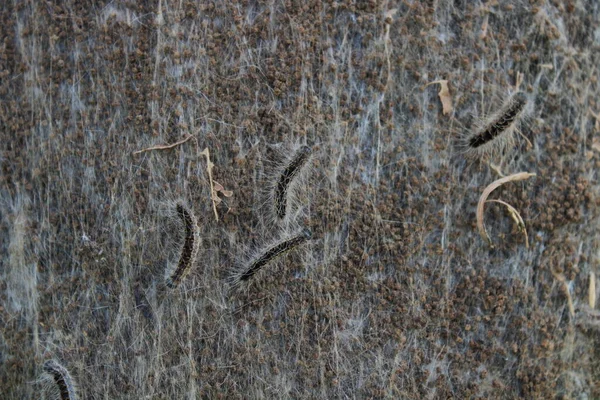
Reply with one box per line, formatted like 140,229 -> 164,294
1,1 -> 599,398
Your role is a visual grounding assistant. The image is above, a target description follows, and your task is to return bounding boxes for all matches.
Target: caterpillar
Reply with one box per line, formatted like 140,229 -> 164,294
274,145 -> 312,220
465,91 -> 527,158
43,360 -> 77,400
166,203 -> 200,288
239,228 -> 312,283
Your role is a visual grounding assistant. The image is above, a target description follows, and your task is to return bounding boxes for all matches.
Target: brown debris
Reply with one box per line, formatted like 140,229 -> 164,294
486,199 -> 529,248
426,80 -> 453,115
200,147 -> 220,222
550,267 -> 575,318
132,134 -> 193,155
591,272 -> 596,309
477,172 -> 536,248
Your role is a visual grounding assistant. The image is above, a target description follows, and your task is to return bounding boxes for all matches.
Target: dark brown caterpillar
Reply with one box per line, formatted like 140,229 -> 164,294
166,204 -> 200,288
43,360 -> 77,400
468,91 -> 527,149
274,145 -> 312,219
240,228 -> 312,282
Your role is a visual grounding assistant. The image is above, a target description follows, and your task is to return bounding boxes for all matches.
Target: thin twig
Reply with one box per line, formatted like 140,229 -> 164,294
200,147 -> 219,222
132,135 -> 193,155
590,272 -> 596,309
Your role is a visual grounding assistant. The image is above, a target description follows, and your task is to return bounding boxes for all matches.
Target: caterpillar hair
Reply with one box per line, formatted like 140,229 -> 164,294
463,91 -> 528,159
231,228 -> 312,288
43,360 -> 78,400
165,203 -> 200,288
274,145 -> 312,220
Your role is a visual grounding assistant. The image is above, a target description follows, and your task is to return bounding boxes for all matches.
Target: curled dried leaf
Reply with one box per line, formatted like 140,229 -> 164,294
426,80 -> 453,115
476,172 -> 536,248
486,199 -> 529,248
213,180 -> 233,198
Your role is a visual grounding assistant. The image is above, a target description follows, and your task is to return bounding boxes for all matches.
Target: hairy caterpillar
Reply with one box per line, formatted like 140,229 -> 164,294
233,228 -> 312,286
165,203 -> 200,288
464,91 -> 528,158
43,360 -> 77,400
274,145 -> 312,220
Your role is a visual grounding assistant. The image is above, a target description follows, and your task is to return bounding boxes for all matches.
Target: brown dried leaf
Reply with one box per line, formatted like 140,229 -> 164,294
426,80 -> 453,115
213,180 -> 233,198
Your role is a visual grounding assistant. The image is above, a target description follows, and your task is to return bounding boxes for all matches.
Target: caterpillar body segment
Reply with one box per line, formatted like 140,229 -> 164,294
462,91 -> 528,159
43,360 -> 78,400
165,203 -> 200,289
229,228 -> 312,290
240,228 -> 312,281
274,145 -> 312,220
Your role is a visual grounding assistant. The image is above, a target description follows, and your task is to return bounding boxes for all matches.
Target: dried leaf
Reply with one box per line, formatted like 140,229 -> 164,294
476,172 -> 536,248
426,80 -> 453,115
213,180 -> 233,198
486,199 -> 529,248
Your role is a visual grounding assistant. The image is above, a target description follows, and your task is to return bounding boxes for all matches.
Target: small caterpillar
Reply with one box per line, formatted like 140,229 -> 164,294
465,91 -> 527,157
166,203 -> 200,288
43,360 -> 77,400
274,145 -> 312,220
240,228 -> 312,282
